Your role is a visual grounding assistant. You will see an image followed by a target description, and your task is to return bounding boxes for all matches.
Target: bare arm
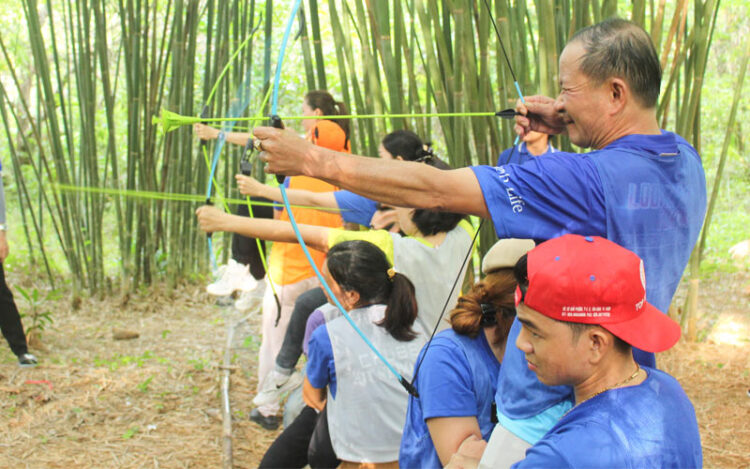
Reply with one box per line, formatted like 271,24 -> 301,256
426,417 -> 484,466
444,435 -> 487,469
195,205 -> 330,252
302,376 -> 326,412
253,127 -> 490,218
194,123 -> 252,147
235,174 -> 339,210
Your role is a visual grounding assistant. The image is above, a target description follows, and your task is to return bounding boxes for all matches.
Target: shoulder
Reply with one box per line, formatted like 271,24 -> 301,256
474,152 -> 599,183
309,323 -> 331,350
417,331 -> 475,373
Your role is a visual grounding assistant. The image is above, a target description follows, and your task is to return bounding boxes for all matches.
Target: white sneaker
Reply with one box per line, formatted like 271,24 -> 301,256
253,369 -> 303,407
206,260 -> 257,296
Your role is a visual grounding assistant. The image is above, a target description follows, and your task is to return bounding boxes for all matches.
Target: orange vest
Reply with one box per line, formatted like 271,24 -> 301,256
267,119 -> 349,285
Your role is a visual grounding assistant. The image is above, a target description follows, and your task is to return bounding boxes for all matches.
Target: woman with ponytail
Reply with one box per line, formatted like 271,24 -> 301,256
399,238 -> 535,468
303,240 -> 422,467
254,240 -> 422,469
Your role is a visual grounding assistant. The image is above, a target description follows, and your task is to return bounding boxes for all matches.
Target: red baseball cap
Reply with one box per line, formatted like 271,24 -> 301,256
515,234 -> 681,353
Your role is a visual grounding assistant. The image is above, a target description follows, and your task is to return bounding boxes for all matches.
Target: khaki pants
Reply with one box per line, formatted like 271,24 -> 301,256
256,275 -> 320,416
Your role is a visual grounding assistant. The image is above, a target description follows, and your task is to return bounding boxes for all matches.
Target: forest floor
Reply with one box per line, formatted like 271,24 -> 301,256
0,269 -> 748,468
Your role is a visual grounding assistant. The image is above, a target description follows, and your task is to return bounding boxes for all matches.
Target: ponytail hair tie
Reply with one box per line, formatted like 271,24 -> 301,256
479,303 -> 498,327
387,267 -> 396,281
414,143 -> 435,163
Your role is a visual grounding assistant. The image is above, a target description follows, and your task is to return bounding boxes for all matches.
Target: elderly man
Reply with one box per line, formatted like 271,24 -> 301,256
506,234 -> 701,467
253,18 -> 706,465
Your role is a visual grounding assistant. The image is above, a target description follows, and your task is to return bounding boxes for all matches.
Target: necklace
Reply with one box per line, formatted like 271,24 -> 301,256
563,364 -> 642,419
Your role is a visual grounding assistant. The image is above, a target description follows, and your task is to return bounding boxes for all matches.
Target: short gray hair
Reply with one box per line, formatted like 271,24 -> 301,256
570,18 -> 662,108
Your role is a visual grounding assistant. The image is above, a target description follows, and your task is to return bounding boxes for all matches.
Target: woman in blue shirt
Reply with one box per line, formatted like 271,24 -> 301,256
399,238 -> 533,468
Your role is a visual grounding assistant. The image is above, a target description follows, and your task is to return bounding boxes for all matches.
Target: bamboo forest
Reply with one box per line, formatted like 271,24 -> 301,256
0,1 -> 747,467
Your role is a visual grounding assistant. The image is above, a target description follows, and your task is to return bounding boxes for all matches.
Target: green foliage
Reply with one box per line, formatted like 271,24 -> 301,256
16,286 -> 60,340
121,427 -> 139,440
137,376 -> 154,393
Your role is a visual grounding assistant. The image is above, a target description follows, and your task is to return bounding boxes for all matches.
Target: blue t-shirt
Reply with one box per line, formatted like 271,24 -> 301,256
472,131 -> 706,422
306,324 -> 337,397
513,367 -> 702,469
496,142 -> 556,166
399,330 -> 500,469
333,190 -> 378,226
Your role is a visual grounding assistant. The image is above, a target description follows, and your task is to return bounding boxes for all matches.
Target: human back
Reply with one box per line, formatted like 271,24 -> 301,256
306,240 -> 422,465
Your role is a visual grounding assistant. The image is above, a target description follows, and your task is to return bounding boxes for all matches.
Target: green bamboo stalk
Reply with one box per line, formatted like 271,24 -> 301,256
299,3 -> 318,91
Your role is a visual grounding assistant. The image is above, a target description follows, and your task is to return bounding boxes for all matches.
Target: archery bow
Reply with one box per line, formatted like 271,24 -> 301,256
271,0 -> 419,397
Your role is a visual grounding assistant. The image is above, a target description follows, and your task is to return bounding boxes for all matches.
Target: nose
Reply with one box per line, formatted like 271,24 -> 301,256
515,327 -> 533,354
553,95 -> 565,114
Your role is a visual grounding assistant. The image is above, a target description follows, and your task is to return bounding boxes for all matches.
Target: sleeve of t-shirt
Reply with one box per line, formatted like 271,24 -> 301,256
327,228 -> 395,266
306,325 -> 337,397
303,308 -> 327,357
496,148 -> 513,166
273,178 -> 292,212
470,153 -> 606,240
416,340 -> 478,420
333,190 -> 378,226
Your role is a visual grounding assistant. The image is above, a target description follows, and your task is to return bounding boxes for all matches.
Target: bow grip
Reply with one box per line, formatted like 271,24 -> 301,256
270,115 -> 286,184
241,139 -> 254,176
204,198 -> 213,239
199,105 -> 210,149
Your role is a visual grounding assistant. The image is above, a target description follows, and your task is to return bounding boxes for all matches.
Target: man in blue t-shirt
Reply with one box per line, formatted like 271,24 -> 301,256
496,131 -> 555,166
502,235 -> 701,468
253,18 -> 707,465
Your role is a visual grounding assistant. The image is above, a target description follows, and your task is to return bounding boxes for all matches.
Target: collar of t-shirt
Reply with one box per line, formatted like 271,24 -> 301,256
517,142 -> 556,156
601,130 -> 678,156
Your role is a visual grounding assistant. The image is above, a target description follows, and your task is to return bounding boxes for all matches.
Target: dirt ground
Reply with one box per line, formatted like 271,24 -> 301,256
1,270 -> 748,468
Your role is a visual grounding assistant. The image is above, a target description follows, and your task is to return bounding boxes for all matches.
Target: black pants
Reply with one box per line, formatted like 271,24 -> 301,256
259,405 -> 339,469
275,287 -> 327,370
0,263 -> 28,357
231,198 -> 274,280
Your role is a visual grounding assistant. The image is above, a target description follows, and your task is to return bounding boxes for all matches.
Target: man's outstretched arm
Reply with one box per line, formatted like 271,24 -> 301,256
253,126 -> 490,218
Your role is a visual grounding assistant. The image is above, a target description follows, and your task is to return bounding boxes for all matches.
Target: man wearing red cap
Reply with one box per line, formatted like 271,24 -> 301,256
505,234 -> 701,467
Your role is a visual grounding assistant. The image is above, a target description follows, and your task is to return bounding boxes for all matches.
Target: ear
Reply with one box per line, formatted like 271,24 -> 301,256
313,108 -> 324,117
395,155 -> 404,161
608,77 -> 628,115
586,326 -> 614,364
344,289 -> 360,309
